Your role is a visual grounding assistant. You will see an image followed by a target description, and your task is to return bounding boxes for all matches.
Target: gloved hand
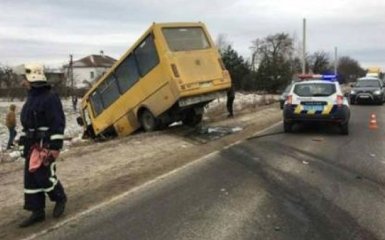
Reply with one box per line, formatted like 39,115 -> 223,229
42,150 -> 60,166
18,136 -> 27,146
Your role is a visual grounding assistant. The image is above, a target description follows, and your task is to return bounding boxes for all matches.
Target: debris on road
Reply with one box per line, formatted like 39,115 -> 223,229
312,137 -> 324,142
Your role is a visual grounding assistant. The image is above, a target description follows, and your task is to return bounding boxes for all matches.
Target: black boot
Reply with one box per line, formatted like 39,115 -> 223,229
53,198 -> 66,218
19,210 -> 45,228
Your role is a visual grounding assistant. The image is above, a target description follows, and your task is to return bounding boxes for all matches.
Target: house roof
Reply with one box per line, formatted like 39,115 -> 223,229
65,54 -> 116,68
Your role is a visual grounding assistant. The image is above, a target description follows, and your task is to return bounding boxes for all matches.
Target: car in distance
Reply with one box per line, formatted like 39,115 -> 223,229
349,77 -> 385,105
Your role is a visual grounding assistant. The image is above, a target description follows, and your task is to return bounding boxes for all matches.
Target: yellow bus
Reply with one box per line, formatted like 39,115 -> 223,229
366,67 -> 382,78
77,22 -> 231,138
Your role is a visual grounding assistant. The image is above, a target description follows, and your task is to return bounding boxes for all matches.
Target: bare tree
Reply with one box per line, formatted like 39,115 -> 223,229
250,33 -> 294,91
309,51 -> 332,74
338,56 -> 366,83
255,33 -> 294,60
249,39 -> 264,71
216,33 -> 231,54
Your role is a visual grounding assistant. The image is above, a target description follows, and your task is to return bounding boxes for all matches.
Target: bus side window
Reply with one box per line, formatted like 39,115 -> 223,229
99,75 -> 120,108
134,34 -> 160,76
90,90 -> 104,117
115,54 -> 140,93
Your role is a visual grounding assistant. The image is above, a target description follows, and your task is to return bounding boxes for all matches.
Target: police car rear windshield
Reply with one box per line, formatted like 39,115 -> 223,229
294,83 -> 336,97
356,80 -> 380,88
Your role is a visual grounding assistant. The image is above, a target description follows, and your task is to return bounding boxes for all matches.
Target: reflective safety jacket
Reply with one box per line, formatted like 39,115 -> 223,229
20,85 -> 65,157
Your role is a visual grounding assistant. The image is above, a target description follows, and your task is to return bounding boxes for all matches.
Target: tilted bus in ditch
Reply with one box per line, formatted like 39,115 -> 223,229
77,22 -> 231,138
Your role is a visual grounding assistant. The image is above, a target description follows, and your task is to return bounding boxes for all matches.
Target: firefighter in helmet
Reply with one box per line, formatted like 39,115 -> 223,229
15,64 -> 67,228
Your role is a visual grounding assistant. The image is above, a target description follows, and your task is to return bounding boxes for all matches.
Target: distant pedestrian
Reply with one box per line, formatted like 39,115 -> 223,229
15,64 -> 67,228
5,104 -> 17,149
72,96 -> 78,111
226,86 -> 235,117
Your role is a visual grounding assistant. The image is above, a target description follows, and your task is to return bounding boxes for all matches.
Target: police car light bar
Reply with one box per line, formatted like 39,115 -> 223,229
297,74 -> 337,81
321,74 -> 337,81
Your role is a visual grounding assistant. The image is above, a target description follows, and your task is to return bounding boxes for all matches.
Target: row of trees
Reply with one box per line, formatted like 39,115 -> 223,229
218,33 -> 367,92
0,32 -> 370,97
0,65 -> 79,100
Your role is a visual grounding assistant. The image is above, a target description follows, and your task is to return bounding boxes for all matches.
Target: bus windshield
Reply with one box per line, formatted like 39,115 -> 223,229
162,27 -> 210,52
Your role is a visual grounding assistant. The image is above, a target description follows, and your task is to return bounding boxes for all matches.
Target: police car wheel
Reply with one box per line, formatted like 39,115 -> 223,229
340,123 -> 349,135
283,122 -> 292,133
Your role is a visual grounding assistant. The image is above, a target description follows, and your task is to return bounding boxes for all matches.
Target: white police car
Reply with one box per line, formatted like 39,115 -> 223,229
283,74 -> 350,134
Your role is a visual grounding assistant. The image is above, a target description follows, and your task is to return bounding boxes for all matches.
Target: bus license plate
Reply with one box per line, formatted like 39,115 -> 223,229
200,82 -> 212,88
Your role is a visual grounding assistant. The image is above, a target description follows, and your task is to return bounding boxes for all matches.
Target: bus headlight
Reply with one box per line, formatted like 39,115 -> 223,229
374,90 -> 381,95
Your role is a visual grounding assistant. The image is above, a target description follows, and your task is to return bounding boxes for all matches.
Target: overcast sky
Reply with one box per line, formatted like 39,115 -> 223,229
1,0 -> 385,70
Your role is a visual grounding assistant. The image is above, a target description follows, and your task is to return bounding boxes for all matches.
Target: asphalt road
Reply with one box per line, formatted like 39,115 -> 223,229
37,104 -> 385,240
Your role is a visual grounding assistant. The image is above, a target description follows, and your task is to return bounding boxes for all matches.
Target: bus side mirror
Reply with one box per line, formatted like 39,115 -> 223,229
76,116 -> 84,126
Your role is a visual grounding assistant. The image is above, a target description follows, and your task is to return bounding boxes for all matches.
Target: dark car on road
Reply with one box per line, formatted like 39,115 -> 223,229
349,77 -> 385,105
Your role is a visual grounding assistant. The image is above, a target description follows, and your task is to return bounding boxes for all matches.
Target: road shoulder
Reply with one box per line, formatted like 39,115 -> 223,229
0,104 -> 282,240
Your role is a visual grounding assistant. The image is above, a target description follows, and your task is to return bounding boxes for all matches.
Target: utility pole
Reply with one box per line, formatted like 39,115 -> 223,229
334,46 -> 338,75
68,54 -> 77,111
69,54 -> 74,91
302,18 -> 306,74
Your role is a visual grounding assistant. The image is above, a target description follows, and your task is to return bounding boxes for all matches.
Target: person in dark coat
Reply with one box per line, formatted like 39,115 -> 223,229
226,85 -> 235,117
15,64 -> 67,228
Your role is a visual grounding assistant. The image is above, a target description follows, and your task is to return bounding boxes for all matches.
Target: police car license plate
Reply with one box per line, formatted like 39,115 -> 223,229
304,105 -> 323,111
359,95 -> 369,99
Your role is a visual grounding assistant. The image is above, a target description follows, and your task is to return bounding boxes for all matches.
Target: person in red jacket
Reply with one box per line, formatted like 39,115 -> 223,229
15,64 -> 67,228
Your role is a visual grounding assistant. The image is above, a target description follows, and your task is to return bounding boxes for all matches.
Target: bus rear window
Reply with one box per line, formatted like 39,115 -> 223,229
162,27 -> 210,51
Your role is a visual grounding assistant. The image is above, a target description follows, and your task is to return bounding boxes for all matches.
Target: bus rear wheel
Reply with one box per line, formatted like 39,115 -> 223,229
182,110 -> 203,127
140,110 -> 158,132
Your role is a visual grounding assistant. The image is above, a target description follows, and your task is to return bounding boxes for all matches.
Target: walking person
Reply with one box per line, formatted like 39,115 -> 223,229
226,85 -> 235,117
15,64 -> 67,228
5,104 -> 17,149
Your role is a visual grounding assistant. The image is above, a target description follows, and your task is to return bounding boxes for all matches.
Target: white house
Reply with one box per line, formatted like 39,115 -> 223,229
64,52 -> 116,88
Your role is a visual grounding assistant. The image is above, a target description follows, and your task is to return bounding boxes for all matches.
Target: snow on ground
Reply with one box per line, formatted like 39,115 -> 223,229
207,92 -> 278,112
0,98 -> 83,153
0,93 -> 278,159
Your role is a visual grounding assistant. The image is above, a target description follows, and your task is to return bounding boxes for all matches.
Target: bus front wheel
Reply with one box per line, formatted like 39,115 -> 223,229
140,110 -> 158,132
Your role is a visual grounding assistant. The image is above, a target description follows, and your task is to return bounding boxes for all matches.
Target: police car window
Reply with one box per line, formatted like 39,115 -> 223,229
356,80 -> 380,87
294,83 -> 336,97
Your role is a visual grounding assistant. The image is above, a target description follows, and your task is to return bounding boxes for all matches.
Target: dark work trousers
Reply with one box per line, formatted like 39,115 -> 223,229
24,157 -> 66,211
227,96 -> 235,116
7,127 -> 16,149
